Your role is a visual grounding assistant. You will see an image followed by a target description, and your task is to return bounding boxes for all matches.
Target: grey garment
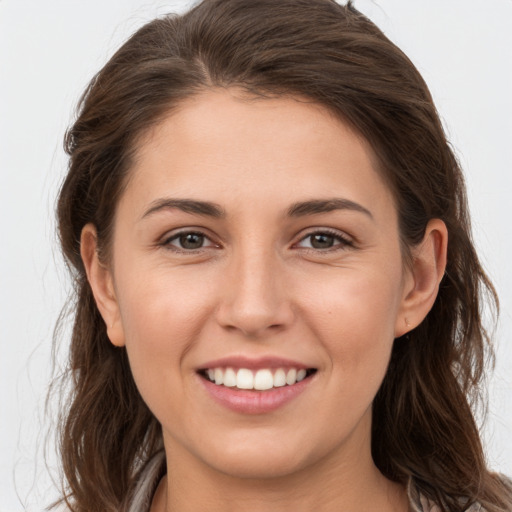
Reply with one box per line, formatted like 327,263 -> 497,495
128,451 -> 487,512
407,479 -> 484,512
127,451 -> 167,512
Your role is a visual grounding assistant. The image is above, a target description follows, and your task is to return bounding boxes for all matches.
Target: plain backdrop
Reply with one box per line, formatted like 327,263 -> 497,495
1,1 -> 511,510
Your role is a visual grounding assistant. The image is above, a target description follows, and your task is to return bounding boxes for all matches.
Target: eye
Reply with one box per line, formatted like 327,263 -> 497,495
296,230 -> 353,250
163,231 -> 216,251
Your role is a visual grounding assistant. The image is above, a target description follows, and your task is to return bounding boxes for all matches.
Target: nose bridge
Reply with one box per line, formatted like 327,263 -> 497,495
217,238 -> 292,336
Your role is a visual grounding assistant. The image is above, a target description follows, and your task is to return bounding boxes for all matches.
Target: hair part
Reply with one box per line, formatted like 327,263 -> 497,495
53,1 -> 511,511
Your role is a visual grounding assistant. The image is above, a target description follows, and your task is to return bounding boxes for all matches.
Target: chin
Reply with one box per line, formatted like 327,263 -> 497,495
194,431 -> 329,481
210,451 -> 309,480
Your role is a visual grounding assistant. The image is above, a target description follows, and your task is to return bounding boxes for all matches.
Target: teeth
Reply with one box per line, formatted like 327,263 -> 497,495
223,367 -> 237,387
285,368 -> 297,385
296,369 -> 307,382
273,368 -> 286,387
254,369 -> 273,390
204,366 -> 312,390
236,369 -> 254,389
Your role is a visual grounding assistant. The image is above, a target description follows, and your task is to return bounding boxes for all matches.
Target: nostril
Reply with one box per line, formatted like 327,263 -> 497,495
214,278 -> 295,337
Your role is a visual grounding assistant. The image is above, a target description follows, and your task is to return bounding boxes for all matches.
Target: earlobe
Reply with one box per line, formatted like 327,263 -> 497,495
395,219 -> 448,338
80,224 -> 125,347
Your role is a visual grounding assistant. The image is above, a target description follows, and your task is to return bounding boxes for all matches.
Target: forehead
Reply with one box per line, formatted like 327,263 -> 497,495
136,89 -> 369,166
123,88 -> 396,222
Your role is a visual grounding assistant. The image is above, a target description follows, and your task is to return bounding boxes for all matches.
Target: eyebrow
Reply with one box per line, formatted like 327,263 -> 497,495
140,197 -> 372,221
141,198 -> 226,220
287,198 -> 373,219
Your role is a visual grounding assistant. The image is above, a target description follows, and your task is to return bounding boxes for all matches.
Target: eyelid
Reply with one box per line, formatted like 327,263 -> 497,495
157,226 -> 354,253
293,227 -> 354,250
159,228 -> 220,252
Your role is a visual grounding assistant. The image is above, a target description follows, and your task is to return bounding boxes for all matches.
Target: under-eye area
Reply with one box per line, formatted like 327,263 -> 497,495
198,367 -> 318,391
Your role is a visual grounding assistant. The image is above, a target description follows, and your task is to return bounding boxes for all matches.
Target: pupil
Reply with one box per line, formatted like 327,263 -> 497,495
311,233 -> 334,249
180,233 -> 203,249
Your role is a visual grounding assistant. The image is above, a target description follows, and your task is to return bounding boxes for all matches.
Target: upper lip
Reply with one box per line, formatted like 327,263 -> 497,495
198,355 -> 314,371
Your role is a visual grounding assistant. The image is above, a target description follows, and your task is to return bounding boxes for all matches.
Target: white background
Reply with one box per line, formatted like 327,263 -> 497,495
1,1 -> 511,510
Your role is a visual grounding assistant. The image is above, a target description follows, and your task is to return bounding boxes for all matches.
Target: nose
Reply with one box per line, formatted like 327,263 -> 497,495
215,247 -> 295,338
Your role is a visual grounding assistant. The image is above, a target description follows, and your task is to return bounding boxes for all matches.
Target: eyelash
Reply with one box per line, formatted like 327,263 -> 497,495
160,228 -> 354,254
295,228 -> 354,252
161,230 -> 218,253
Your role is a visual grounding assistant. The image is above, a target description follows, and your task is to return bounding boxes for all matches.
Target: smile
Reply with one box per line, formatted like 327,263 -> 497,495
201,367 -> 317,390
197,357 -> 318,413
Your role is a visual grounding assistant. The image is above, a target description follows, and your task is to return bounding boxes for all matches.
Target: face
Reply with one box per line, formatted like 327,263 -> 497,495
94,89 -> 419,480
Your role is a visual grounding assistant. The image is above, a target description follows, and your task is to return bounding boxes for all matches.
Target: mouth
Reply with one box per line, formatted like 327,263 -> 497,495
198,367 -> 318,391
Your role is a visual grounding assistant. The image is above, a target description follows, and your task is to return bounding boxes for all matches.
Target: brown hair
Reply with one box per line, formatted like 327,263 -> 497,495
54,0 -> 511,511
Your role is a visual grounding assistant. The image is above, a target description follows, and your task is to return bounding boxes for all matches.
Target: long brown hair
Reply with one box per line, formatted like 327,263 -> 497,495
53,1 -> 511,511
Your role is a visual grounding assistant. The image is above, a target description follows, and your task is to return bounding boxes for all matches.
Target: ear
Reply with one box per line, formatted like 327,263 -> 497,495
80,223 -> 125,347
395,219 -> 448,337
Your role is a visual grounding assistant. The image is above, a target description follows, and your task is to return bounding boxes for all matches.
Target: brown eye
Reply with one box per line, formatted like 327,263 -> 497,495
309,233 -> 335,249
165,231 -> 214,251
296,230 -> 353,251
178,233 -> 205,249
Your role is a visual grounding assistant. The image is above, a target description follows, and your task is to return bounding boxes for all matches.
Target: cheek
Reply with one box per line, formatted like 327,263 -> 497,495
117,261 -> 215,342
297,263 -> 404,379
114,264 -> 216,406
302,264 -> 403,334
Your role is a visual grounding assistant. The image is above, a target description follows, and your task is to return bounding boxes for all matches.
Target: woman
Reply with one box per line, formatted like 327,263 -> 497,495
53,0 -> 512,511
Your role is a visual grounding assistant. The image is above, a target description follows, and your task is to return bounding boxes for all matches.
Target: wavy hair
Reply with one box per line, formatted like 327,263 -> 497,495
53,1 -> 511,510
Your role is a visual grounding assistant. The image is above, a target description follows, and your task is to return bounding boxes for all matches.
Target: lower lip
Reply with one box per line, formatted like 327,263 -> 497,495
198,374 -> 313,414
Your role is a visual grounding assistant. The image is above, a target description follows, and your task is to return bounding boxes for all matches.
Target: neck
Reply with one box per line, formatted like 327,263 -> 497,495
152,421 -> 408,512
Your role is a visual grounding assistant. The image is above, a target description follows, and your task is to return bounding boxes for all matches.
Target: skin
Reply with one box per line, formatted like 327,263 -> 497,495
82,89 -> 447,512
